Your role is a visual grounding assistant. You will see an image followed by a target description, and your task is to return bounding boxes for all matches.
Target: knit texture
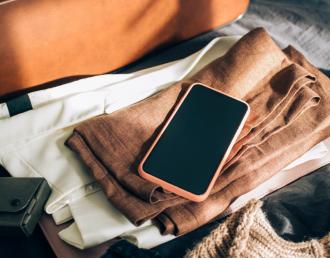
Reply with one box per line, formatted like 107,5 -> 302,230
185,200 -> 330,258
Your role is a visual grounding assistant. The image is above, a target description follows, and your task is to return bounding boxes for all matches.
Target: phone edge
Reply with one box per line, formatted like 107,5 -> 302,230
138,82 -> 250,202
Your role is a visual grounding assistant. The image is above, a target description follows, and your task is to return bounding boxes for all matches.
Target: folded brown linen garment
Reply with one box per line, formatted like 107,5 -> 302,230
66,28 -> 330,235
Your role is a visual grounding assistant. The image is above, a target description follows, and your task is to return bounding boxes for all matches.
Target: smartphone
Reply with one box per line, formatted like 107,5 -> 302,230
138,83 -> 250,202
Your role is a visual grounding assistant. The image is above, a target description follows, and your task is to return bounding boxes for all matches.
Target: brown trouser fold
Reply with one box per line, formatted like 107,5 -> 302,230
66,28 -> 330,235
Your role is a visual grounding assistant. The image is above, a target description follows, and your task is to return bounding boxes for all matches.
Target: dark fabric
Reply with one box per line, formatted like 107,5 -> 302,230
262,164 -> 330,242
101,240 -> 160,258
0,225 -> 56,258
6,94 -> 32,117
321,69 -> 330,78
219,0 -> 330,71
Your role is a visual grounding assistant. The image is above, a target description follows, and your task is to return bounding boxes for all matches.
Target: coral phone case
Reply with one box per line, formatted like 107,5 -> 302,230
138,83 -> 250,202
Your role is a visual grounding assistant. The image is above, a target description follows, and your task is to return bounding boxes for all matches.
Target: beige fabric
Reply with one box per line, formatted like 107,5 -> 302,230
185,200 -> 330,258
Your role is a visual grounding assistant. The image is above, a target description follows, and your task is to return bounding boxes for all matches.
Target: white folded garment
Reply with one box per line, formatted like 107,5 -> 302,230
121,225 -> 176,249
0,36 -> 238,215
58,191 -> 152,249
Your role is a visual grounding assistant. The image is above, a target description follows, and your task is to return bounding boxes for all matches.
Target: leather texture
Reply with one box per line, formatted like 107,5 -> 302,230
0,177 -> 51,237
0,0 -> 249,96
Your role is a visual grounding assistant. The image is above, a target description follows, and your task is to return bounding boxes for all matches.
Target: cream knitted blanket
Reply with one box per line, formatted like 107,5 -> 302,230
185,200 -> 330,258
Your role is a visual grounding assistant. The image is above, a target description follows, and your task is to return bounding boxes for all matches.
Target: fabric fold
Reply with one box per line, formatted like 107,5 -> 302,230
222,63 -> 318,170
65,28 -> 330,235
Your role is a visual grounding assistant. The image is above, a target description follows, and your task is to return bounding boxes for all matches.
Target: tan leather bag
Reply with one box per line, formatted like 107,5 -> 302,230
0,0 -> 249,96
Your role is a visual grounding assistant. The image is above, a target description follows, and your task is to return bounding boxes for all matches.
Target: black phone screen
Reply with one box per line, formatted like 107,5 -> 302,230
142,84 -> 249,195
